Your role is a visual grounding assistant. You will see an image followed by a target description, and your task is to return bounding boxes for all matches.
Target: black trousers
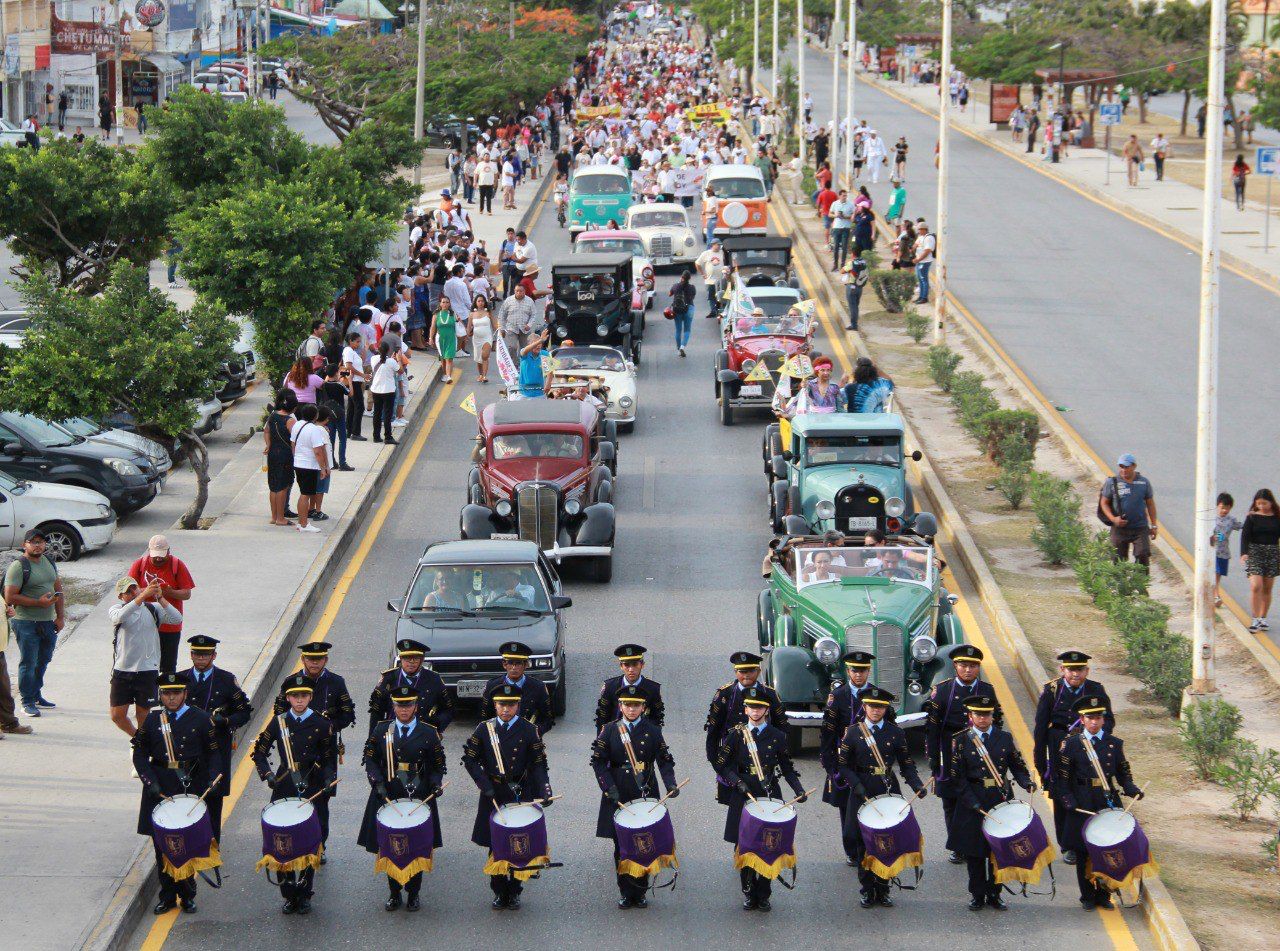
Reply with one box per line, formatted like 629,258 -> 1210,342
372,391 -> 395,441
966,856 -> 999,901
739,868 -> 772,901
346,381 -> 365,437
941,796 -> 958,837
1076,862 -> 1111,904
613,845 -> 649,900
479,184 -> 495,214
279,869 -> 315,901
153,844 -> 196,903
489,873 -> 523,900
389,872 -> 422,898
1051,792 -> 1069,849
158,631 -> 180,674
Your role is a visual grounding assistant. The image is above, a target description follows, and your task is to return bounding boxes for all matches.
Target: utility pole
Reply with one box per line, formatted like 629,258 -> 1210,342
932,0 -> 951,345
797,0 -> 805,167
771,0 -> 779,99
112,0 -> 124,145
412,0 -> 428,190
510,2 -> 516,40
1189,0 -> 1229,703
752,0 -> 759,94
844,0 -> 855,185
830,0 -> 840,187
247,0 -> 259,99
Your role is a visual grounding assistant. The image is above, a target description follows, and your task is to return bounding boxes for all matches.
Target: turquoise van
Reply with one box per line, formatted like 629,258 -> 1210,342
568,166 -> 633,238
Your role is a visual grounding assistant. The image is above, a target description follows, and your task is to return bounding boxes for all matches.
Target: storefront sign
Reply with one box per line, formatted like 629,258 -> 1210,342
51,12 -> 116,55
4,35 -> 19,78
989,83 -> 1020,125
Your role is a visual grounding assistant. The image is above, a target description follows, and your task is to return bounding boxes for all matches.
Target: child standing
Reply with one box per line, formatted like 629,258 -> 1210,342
1213,492 -> 1243,607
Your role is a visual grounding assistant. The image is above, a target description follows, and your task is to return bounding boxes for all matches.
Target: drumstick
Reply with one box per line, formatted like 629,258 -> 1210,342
1123,787 -> 1144,814
384,796 -> 405,817
408,781 -> 450,816
647,778 -> 691,812
305,778 -> 339,803
777,788 -> 817,810
186,774 -> 225,816
897,780 -> 932,817
1074,808 -> 1098,816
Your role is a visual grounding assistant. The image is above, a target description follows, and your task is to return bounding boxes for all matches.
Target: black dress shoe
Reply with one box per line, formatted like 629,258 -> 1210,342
1079,898 -> 1096,910
757,898 -> 771,912
492,896 -> 508,909
350,435 -> 368,441
878,893 -> 894,908
1095,893 -> 1114,909
633,897 -> 648,909
846,857 -> 857,867
948,851 -> 965,865
320,854 -> 327,865
988,896 -> 1008,911
860,893 -> 875,908
385,437 -> 399,445
1062,850 -> 1078,865
338,464 -> 355,472
385,895 -> 402,911
153,898 -> 177,915
180,897 -> 197,914
617,896 -> 633,909
968,897 -> 984,912
506,895 -> 521,910
281,900 -> 297,915
406,895 -> 421,912
295,899 -> 312,915
742,897 -> 758,910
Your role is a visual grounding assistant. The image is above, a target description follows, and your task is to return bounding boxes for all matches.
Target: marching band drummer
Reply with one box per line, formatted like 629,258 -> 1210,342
358,685 -> 446,913
704,651 -> 787,774
251,674 -> 336,916
179,635 -> 251,841
479,640 -> 555,736
947,694 -> 1037,912
714,686 -> 807,912
835,685 -> 924,908
132,673 -> 218,916
590,684 -> 679,908
369,639 -> 454,737
595,643 -> 665,731
1055,694 -> 1142,910
461,683 -> 554,910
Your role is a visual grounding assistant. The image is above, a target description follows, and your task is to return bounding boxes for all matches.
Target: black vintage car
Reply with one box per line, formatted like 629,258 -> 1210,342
387,539 -> 572,715
719,236 -> 799,293
548,254 -> 642,364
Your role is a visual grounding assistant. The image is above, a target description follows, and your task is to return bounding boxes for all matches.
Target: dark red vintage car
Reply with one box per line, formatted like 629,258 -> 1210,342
713,293 -> 814,426
462,399 -> 616,581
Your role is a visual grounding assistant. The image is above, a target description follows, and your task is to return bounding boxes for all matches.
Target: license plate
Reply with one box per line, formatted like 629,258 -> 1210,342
654,256 -> 672,266
739,384 -> 762,396
490,533 -> 518,540
456,680 -> 488,699
846,516 -> 877,530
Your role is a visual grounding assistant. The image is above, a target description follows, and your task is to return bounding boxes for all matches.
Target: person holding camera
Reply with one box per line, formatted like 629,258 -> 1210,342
321,363 -> 354,472
108,577 -> 181,756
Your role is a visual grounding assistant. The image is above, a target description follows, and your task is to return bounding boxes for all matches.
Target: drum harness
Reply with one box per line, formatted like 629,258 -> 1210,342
1080,733 -> 1121,808
742,725 -> 797,891
386,727 -> 417,798
276,715 -> 308,793
971,730 -> 1055,899
486,720 -> 523,804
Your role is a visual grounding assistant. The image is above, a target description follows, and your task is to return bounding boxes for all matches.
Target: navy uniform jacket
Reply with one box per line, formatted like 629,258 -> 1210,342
1054,732 -> 1138,853
589,718 -> 677,839
480,676 -> 554,735
461,717 -> 552,848
944,728 -> 1032,858
704,681 -> 787,764
835,720 -> 922,806
1032,678 -> 1114,779
923,678 -> 1002,798
180,665 -> 252,797
714,723 -> 804,845
132,706 -> 218,836
369,666 -> 454,736
357,719 -> 447,853
251,711 -> 336,802
595,675 -> 665,731
819,681 -> 896,805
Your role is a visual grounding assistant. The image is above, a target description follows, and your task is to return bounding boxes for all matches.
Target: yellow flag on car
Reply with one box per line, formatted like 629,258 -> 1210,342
744,361 -> 772,383
781,354 -> 814,379
459,392 -> 477,415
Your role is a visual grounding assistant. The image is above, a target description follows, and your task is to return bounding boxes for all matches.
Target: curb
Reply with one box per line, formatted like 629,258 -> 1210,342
773,193 -> 1201,951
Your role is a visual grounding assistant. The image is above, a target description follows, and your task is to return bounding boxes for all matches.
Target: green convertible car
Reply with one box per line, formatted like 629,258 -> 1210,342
765,413 -> 921,537
756,522 -> 969,741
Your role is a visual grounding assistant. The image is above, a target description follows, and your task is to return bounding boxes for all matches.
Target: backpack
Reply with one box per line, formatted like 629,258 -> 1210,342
12,554 -> 57,596
1096,476 -> 1121,526
112,602 -> 160,662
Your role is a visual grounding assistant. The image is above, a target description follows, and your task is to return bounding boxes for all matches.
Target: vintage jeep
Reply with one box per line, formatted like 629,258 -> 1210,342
766,413 -> 921,535
549,255 -> 642,365
714,295 -> 813,427
718,236 -> 799,295
757,525 -> 967,743
462,399 -> 616,581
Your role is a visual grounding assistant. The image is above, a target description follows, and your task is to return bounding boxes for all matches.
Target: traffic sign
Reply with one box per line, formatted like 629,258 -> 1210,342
1099,103 -> 1122,126
1256,146 -> 1280,176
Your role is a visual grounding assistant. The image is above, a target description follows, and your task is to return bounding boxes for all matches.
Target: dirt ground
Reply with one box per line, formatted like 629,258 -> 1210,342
786,201 -> 1280,949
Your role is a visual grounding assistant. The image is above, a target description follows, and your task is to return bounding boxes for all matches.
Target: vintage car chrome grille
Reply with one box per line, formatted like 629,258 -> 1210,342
835,483 -> 885,527
874,624 -> 904,693
517,483 -> 558,551
429,658 -> 506,676
801,616 -> 831,645
758,348 -> 787,375
649,235 -> 673,258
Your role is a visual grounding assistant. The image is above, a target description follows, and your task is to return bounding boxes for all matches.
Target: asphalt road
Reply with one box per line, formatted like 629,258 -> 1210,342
766,43 -> 1280,639
126,186 -> 1145,949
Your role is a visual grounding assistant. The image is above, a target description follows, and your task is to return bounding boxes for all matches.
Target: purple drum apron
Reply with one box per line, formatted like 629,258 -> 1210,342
735,798 -> 797,880
1084,808 -> 1158,890
981,800 -> 1055,885
485,803 -> 549,881
151,795 -> 221,882
256,798 -> 323,874
376,799 -> 436,885
856,794 -> 924,879
613,798 -> 678,877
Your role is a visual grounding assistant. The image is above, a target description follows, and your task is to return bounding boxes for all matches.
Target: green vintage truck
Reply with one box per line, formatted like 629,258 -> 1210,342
765,413 -> 921,537
756,524 -> 969,743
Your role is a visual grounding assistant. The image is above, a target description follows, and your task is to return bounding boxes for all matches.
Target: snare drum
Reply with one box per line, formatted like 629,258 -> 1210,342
981,800 -> 1054,886
735,798 -> 797,880
375,799 -> 436,884
1083,808 -> 1157,890
485,803 -> 550,881
613,799 -> 678,877
256,798 -> 323,874
151,795 -> 221,881
855,793 -> 924,879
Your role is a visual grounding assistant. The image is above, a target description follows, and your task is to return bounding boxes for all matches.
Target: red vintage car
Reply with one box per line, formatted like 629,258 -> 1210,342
713,287 -> 814,426
462,399 -> 617,581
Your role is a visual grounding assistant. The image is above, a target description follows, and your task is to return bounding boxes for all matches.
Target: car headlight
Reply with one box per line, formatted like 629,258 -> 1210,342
814,636 -> 841,665
574,209 -> 584,218
815,500 -> 835,521
531,656 -> 554,669
618,395 -> 633,409
886,497 -> 906,518
684,235 -> 695,246
642,266 -> 654,280
495,499 -> 512,517
911,636 -> 938,663
596,323 -> 609,337
564,498 -> 582,516
97,504 -> 114,519
105,457 -> 142,477
555,324 -> 569,338
421,661 -> 434,670
741,358 -> 757,373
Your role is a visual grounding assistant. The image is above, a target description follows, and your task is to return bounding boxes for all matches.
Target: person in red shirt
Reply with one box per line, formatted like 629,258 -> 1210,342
127,535 -> 195,675
815,184 -> 840,247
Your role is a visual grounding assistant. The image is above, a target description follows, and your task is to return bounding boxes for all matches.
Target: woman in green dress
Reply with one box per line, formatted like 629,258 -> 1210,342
430,298 -> 458,383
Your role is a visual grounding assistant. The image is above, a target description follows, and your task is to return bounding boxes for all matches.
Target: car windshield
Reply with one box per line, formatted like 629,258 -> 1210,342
748,295 -> 802,318
0,469 -> 21,492
58,417 -> 105,438
732,249 -> 788,268
711,176 -> 766,199
554,273 -> 621,300
578,238 -> 646,257
630,210 -> 686,228
12,414 -> 78,448
803,434 -> 902,467
491,433 -> 584,460
730,312 -> 807,338
553,348 -> 627,371
574,173 -> 630,195
407,563 -> 551,613
795,546 -> 933,588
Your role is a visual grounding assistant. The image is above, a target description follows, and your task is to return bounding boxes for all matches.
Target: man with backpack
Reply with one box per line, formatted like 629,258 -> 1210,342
108,577 -> 181,757
1098,453 -> 1158,567
3,529 -> 64,718
298,320 -> 327,371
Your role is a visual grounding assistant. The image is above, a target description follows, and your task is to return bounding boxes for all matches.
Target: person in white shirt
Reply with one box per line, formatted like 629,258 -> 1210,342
290,403 -> 331,532
694,238 -> 725,313
500,155 -> 517,210
109,577 -> 182,741
475,157 -> 498,214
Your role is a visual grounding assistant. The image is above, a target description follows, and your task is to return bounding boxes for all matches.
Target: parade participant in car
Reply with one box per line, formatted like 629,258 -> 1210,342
781,356 -> 846,417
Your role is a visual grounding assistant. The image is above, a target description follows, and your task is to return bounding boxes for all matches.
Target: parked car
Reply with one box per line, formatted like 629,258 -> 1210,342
56,417 -> 172,476
0,118 -> 27,148
547,345 -> 638,432
103,394 -> 223,440
625,202 -> 698,268
714,292 -> 813,426
705,164 -> 769,238
568,165 -> 633,237
757,521 -> 964,744
193,72 -> 244,93
572,229 -> 654,312
386,539 -> 572,714
0,412 -> 162,515
424,113 -> 481,150
718,236 -> 799,294
462,399 -> 616,581
766,413 -> 920,536
215,354 -> 250,405
549,255 -> 642,365
0,468 -> 115,561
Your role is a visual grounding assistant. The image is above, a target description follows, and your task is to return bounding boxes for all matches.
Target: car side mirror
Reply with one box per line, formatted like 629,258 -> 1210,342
387,597 -> 406,613
911,450 -> 923,461
551,594 -> 573,610
0,441 -> 21,456
947,594 -> 959,606
782,449 -> 792,461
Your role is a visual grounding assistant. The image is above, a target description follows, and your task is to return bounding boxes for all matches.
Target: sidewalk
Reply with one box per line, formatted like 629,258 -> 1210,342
0,161 -> 549,951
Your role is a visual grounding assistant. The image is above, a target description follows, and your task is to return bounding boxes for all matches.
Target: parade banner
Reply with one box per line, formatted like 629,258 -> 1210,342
575,104 -> 622,123
685,101 -> 730,124
494,336 -> 518,387
790,299 -> 817,320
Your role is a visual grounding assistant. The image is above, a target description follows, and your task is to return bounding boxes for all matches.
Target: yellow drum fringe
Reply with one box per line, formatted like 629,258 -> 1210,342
617,850 -> 678,878
734,848 -> 796,880
1086,856 -> 1159,892
375,855 -> 435,885
256,846 -> 323,875
862,843 -> 923,881
992,844 -> 1056,886
484,852 -> 550,881
161,839 -> 222,882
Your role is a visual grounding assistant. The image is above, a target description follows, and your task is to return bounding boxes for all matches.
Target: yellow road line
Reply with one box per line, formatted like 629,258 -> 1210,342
140,377 -> 457,951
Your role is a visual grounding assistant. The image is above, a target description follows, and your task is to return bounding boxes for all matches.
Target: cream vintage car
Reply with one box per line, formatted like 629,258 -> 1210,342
547,344 -> 639,432
624,202 -> 699,268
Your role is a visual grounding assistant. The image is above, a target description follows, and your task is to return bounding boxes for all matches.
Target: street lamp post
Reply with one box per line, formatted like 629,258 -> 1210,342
797,0 -> 806,167
111,0 -> 124,145
932,0 -> 951,344
1188,0 -> 1229,704
844,0 -> 855,185
771,0 -> 779,99
753,0 -> 759,94
412,0 -> 428,191
1049,40 -> 1069,163
830,0 -> 840,186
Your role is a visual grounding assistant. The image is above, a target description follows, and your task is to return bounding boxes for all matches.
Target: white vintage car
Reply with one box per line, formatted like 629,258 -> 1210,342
625,202 -> 699,268
547,345 -> 639,432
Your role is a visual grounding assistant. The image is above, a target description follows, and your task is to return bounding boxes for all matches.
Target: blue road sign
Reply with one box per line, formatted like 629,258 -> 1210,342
1099,103 -> 1122,126
1256,146 -> 1280,176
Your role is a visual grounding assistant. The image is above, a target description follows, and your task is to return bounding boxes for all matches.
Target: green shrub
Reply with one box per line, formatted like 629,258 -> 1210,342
927,345 -> 962,392
1179,697 -> 1245,780
993,462 -> 1031,510
1029,473 -> 1086,565
949,372 -> 1000,436
1212,741 -> 1280,820
979,409 -> 1040,462
1123,624 -> 1191,714
1071,531 -> 1115,598
869,269 -> 916,313
904,311 -> 930,343
801,165 -> 817,197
